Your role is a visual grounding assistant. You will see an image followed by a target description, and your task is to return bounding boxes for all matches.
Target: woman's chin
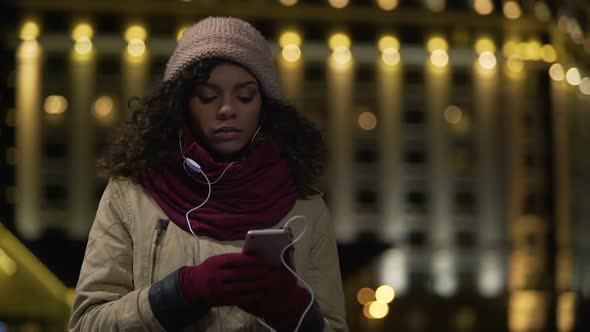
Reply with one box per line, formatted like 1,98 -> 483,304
208,142 -> 249,161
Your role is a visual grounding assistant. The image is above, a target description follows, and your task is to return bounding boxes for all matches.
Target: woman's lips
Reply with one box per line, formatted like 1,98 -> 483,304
212,127 -> 241,141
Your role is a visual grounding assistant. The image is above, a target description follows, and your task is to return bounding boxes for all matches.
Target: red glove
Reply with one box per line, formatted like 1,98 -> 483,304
178,253 -> 275,308
238,264 -> 312,332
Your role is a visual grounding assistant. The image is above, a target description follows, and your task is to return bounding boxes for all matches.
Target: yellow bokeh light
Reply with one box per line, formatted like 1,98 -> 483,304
541,45 -> 557,63
368,301 -> 389,319
282,45 -> 302,62
329,33 -> 351,50
382,48 -> 401,66
74,37 -> 93,55
377,0 -> 398,10
72,23 -> 94,41
280,0 -> 298,5
332,46 -> 352,65
358,112 -> 377,131
375,285 -> 396,303
534,1 -> 551,21
127,39 -> 146,57
473,0 -> 494,15
20,20 -> 40,41
329,0 -> 349,8
430,49 -> 449,68
558,15 -> 569,33
549,63 -> 565,81
357,287 -> 375,305
444,105 -> 463,124
475,38 -> 496,54
44,95 -> 68,114
503,40 -> 518,57
516,42 -> 531,60
579,78 -> 590,95
507,55 -> 524,73
425,0 -> 445,12
569,21 -> 584,45
566,67 -> 582,86
18,39 -> 40,59
176,26 -> 189,42
504,1 -> 522,20
478,51 -> 497,70
280,31 -> 302,48
94,96 -> 114,118
363,302 -> 373,319
526,40 -> 542,60
427,37 -> 448,52
378,35 -> 400,52
125,25 -> 147,42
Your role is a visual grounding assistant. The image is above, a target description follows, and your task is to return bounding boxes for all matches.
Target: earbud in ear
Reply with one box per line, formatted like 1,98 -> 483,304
185,158 -> 202,173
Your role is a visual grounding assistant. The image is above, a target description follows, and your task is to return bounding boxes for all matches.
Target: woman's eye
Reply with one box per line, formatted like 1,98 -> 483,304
238,96 -> 254,103
198,96 -> 217,103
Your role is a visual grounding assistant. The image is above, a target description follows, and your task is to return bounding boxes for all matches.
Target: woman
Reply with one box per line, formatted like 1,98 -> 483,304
69,16 -> 348,332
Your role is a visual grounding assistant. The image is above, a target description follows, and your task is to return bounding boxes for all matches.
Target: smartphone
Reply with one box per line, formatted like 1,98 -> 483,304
242,228 -> 293,266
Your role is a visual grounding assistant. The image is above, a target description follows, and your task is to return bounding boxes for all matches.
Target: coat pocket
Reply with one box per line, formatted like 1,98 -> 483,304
149,219 -> 169,284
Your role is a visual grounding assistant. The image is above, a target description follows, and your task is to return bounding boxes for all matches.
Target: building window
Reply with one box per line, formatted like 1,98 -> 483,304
455,230 -> 477,249
524,153 -> 538,169
523,192 -> 547,215
451,145 -> 477,172
356,148 -> 376,163
403,111 -> 425,125
404,68 -> 424,86
405,191 -> 428,214
454,191 -> 477,215
98,57 -> 122,76
43,142 -> 67,159
357,190 -> 378,210
304,63 -> 325,82
43,184 -> 67,207
522,111 -> 536,129
405,149 -> 426,164
452,70 -> 472,87
357,64 -> 375,82
407,230 -> 428,248
45,56 -> 68,76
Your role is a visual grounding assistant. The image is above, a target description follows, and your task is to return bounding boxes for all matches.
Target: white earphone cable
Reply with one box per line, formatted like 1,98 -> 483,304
255,215 -> 315,332
181,126 -> 304,332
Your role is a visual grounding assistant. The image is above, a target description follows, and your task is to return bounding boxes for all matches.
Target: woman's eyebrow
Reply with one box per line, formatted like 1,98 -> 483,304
234,81 -> 258,89
198,83 -> 221,91
197,81 -> 258,91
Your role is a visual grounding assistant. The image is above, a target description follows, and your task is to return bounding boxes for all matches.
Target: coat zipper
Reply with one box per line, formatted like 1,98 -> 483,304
150,219 -> 169,283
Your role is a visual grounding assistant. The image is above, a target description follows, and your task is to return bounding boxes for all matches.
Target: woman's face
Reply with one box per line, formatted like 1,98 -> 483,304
189,63 -> 262,157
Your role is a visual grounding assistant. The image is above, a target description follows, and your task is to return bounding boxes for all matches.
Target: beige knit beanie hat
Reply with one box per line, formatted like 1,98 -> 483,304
164,16 -> 282,100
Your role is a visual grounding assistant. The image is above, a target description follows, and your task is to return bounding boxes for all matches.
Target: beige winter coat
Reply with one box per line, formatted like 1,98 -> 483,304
69,179 -> 348,331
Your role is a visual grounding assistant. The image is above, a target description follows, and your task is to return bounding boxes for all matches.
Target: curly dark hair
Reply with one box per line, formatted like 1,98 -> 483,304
97,58 -> 325,197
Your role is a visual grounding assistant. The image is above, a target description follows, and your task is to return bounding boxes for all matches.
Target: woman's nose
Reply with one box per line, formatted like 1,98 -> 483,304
217,99 -> 237,120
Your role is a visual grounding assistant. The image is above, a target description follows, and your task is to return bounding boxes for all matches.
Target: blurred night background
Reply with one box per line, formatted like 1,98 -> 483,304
1,0 -> 590,331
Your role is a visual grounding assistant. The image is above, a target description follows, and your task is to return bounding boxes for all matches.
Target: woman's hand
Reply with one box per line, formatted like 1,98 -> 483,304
237,263 -> 313,332
178,253 -> 275,308
179,252 -> 315,331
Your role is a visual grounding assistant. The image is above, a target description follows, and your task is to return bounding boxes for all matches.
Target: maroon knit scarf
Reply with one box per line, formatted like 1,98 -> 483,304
143,129 -> 298,241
